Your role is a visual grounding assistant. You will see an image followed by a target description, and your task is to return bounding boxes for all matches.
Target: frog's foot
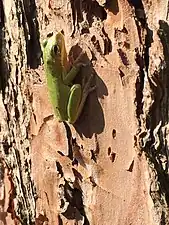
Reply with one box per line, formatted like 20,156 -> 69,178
75,62 -> 87,69
82,72 -> 93,89
73,51 -> 89,69
69,50 -> 85,64
68,74 -> 96,124
88,85 -> 97,93
75,50 -> 86,62
82,73 -> 96,95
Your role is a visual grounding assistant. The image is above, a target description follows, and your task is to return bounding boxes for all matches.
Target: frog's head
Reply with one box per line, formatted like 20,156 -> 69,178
42,31 -> 67,67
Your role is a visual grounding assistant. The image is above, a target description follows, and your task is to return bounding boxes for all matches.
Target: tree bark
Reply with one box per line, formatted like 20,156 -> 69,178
1,0 -> 169,224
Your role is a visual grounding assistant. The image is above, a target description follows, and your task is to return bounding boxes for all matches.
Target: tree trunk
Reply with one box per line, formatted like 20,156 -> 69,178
1,0 -> 169,224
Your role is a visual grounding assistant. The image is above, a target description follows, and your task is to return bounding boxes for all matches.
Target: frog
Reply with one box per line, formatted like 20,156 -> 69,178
42,31 -> 95,124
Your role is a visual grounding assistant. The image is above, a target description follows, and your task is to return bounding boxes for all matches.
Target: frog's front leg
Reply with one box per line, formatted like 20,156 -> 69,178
67,74 -> 96,124
63,51 -> 86,85
63,66 -> 80,85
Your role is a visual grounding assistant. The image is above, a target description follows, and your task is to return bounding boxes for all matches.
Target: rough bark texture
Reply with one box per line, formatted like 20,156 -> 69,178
1,0 -> 169,224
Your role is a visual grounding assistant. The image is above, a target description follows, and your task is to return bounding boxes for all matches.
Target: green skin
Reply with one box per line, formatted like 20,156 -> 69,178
42,32 -> 95,124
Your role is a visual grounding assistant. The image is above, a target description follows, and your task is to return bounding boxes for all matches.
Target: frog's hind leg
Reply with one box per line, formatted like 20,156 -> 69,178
67,75 -> 96,124
67,84 -> 82,124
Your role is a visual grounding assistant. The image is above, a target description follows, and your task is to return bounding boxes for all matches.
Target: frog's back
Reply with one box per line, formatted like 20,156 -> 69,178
42,32 -> 70,121
47,74 -> 70,121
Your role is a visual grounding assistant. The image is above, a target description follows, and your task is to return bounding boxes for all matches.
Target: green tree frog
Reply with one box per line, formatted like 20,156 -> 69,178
42,32 -> 95,124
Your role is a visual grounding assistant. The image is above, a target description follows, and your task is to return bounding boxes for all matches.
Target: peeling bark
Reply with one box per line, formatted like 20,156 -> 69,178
1,0 -> 169,224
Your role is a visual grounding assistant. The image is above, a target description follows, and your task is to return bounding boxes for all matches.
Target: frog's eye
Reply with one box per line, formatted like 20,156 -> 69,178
53,44 -> 59,55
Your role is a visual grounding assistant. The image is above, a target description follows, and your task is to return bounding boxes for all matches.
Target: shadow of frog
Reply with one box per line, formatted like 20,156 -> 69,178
68,45 -> 108,138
